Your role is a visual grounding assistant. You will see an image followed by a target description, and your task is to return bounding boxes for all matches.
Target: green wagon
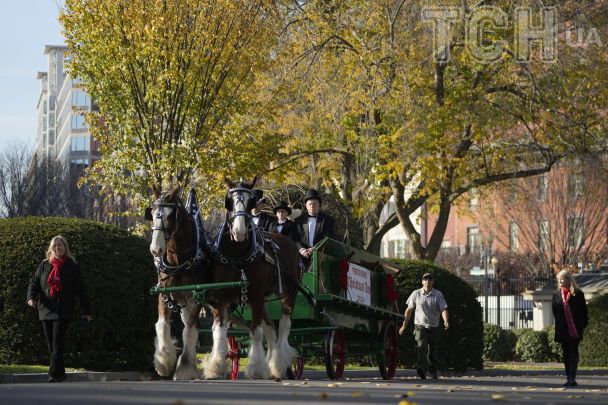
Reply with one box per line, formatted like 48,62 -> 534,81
152,237 -> 404,380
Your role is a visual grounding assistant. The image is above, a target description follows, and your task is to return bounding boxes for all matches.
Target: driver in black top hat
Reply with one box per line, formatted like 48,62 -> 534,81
294,189 -> 336,262
250,189 -> 273,231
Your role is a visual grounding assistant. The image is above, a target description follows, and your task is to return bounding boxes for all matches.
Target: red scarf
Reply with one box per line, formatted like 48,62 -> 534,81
561,287 -> 580,340
48,256 -> 67,298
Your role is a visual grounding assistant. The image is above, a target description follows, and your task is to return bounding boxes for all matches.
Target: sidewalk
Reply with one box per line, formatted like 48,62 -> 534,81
1,364 -> 607,384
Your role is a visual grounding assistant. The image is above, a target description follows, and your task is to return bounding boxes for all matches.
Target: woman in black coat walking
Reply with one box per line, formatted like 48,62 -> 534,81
27,235 -> 92,383
552,269 -> 588,387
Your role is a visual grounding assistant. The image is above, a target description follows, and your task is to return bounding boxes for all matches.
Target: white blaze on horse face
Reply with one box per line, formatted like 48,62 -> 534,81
231,196 -> 248,242
150,207 -> 170,257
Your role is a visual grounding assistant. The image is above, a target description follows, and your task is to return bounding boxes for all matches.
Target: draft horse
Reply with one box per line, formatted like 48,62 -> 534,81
148,186 -> 209,380
203,177 -> 301,379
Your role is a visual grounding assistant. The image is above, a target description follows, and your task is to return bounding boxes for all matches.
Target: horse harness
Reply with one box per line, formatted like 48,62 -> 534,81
152,191 -> 209,312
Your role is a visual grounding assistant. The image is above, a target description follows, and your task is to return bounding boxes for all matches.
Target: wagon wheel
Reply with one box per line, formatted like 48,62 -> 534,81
324,330 -> 346,379
286,356 -> 304,380
378,322 -> 398,380
227,336 -> 240,380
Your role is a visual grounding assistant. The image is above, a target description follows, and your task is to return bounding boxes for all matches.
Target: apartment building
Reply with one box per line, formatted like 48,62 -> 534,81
35,45 -> 99,167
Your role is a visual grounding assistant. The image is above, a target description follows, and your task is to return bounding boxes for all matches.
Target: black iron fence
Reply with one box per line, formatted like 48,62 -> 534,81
461,276 -> 554,330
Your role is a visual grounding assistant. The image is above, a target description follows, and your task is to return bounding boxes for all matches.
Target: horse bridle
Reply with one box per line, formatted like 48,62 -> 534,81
151,199 -> 184,242
227,187 -> 254,222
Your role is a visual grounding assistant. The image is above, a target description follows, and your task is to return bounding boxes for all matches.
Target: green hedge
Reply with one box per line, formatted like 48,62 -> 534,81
483,323 -> 516,361
0,217 -> 158,371
543,325 -> 562,362
514,329 -> 553,362
580,293 -> 608,367
393,260 -> 483,371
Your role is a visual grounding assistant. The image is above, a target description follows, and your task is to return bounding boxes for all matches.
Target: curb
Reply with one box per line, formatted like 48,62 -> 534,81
0,371 -> 154,384
2,368 -> 607,384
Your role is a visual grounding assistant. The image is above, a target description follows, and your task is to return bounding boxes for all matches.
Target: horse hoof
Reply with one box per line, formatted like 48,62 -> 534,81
274,377 -> 281,382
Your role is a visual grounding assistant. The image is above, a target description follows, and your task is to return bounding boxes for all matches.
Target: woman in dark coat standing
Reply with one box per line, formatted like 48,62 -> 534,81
27,235 -> 92,383
552,269 -> 588,387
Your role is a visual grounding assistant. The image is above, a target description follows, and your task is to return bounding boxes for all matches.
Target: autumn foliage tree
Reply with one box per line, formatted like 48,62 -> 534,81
61,0 -> 286,209
266,0 -> 608,260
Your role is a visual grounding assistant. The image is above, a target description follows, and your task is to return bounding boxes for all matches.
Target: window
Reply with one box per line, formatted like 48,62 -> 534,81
469,188 -> 479,211
509,222 -> 519,252
508,181 -> 518,204
538,174 -> 548,202
70,135 -> 90,151
43,100 -> 48,114
71,114 -> 87,129
568,217 -> 585,248
568,172 -> 584,199
71,91 -> 90,107
467,226 -> 481,254
49,96 -> 56,111
538,219 -> 549,252
48,130 -> 55,145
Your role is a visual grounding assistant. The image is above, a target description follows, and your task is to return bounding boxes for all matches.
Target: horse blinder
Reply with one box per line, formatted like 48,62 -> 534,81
144,207 -> 153,221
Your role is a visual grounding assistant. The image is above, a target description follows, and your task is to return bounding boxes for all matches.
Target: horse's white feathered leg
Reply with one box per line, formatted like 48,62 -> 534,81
154,316 -> 177,377
246,326 -> 271,379
204,310 -> 228,379
262,321 -> 282,379
276,314 -> 298,378
174,303 -> 200,380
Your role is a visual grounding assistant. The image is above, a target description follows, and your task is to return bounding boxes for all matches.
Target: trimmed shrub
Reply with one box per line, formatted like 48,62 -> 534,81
514,329 -> 552,362
393,260 -> 483,372
483,323 -> 515,361
580,293 -> 608,367
0,217 -> 158,371
543,325 -> 562,362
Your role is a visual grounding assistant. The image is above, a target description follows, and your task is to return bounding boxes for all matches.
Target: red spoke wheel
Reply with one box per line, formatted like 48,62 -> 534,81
378,322 -> 398,380
324,330 -> 346,379
227,336 -> 240,380
286,356 -> 304,380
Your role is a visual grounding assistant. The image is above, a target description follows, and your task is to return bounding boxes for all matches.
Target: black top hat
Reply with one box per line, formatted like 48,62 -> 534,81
272,200 -> 292,215
303,189 -> 322,204
252,189 -> 266,204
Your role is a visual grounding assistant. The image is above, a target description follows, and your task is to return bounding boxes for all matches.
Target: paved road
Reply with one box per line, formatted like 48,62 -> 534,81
1,371 -> 607,405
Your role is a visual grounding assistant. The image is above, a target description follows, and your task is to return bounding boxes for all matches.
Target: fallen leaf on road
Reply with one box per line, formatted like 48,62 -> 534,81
351,392 -> 366,398
491,394 -> 505,401
319,393 -> 327,400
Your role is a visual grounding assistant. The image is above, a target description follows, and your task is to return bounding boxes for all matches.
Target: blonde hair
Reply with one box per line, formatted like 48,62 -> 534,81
556,269 -> 577,295
45,235 -> 77,263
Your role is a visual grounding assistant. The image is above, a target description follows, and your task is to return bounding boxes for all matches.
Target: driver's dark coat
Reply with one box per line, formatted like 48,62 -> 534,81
26,258 -> 92,320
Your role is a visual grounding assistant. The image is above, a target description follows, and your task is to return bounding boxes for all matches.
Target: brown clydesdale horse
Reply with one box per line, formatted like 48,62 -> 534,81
149,186 -> 209,380
203,177 -> 301,379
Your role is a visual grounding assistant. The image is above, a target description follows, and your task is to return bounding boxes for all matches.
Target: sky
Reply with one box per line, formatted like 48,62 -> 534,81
0,0 -> 65,151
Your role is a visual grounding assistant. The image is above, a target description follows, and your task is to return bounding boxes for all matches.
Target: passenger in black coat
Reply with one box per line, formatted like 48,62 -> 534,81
250,189 -> 274,231
27,236 -> 92,383
552,270 -> 588,387
267,200 -> 300,242
294,189 -> 336,263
